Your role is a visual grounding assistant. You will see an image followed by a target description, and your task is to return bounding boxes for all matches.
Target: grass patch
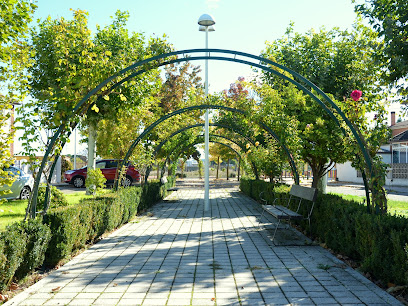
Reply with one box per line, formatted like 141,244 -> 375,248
65,192 -> 92,205
0,200 -> 27,231
330,193 -> 408,217
0,192 -> 95,231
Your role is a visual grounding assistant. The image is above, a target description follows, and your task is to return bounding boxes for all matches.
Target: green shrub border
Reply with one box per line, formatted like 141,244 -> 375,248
0,177 -> 175,292
240,178 -> 408,285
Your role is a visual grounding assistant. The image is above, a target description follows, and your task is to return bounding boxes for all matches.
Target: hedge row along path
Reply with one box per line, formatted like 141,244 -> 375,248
7,180 -> 400,305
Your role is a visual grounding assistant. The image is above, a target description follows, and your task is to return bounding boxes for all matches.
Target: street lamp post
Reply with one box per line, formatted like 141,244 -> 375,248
198,14 -> 215,212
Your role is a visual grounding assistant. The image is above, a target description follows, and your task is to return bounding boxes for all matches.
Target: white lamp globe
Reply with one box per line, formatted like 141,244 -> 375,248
198,14 -> 215,26
199,25 -> 215,32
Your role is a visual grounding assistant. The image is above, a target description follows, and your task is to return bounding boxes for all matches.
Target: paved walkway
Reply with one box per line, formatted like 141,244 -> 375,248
6,185 -> 401,305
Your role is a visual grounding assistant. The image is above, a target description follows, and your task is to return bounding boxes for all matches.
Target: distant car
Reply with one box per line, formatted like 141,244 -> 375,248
63,159 -> 141,188
0,166 -> 34,200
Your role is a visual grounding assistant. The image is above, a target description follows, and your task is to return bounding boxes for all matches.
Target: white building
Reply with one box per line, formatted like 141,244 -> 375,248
337,112 -> 408,186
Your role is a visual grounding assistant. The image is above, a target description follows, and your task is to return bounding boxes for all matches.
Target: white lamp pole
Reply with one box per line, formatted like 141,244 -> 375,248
74,128 -> 77,169
198,14 -> 215,212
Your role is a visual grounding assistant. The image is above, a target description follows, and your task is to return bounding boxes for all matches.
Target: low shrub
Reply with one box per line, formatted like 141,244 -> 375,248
14,219 -> 51,280
85,168 -> 107,195
240,178 -> 408,285
0,223 -> 27,291
37,185 -> 69,211
43,206 -> 83,267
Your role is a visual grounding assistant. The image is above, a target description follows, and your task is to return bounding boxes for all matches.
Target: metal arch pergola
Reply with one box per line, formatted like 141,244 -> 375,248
152,123 -> 257,156
115,104 -> 299,190
30,48 -> 374,218
161,133 -> 256,180
167,138 -> 243,176
146,123 -> 259,182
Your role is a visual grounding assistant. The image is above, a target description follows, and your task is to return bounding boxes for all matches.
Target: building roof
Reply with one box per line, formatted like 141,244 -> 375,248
392,129 -> 408,142
378,147 -> 391,154
390,119 -> 408,130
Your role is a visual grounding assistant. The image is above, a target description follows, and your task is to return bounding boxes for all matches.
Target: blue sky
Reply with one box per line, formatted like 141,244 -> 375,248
21,0 -> 403,155
33,0 -> 359,93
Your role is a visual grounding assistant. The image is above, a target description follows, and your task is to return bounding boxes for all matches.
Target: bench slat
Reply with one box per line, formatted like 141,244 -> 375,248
274,205 -> 303,219
289,185 -> 317,202
262,205 -> 302,220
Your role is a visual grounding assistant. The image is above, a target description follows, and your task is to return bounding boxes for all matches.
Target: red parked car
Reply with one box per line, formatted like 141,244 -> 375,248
64,160 -> 140,188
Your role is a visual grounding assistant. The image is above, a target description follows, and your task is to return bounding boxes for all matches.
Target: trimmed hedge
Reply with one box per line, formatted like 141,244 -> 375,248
0,177 -> 175,292
240,178 -> 408,285
0,219 -> 51,291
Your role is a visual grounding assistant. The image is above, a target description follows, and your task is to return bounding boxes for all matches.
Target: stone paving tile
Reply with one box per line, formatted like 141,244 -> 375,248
4,185 -> 403,306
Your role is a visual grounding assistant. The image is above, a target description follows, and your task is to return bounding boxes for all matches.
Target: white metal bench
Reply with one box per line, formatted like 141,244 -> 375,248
260,185 -> 318,241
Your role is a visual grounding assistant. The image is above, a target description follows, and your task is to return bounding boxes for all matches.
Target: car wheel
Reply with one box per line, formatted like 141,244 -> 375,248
72,176 -> 85,188
20,186 -> 31,200
122,176 -> 133,187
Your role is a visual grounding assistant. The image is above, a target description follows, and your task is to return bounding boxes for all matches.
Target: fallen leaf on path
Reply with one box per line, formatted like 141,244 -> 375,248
9,283 -> 18,290
0,294 -> 8,301
51,287 -> 61,292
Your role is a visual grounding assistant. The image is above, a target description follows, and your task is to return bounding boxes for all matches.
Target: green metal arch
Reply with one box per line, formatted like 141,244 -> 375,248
167,139 -> 243,178
153,123 -> 256,157
164,134 -> 249,168
145,125 -> 258,183
31,48 -> 373,217
165,135 -> 244,165
115,104 -> 299,190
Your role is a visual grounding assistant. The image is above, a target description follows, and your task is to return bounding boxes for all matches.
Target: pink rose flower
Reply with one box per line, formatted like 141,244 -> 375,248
351,90 -> 362,101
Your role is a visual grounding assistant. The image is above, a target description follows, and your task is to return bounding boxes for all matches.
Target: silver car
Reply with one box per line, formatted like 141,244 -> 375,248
0,166 -> 34,200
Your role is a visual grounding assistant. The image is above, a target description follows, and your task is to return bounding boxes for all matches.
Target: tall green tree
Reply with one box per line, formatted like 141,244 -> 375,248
354,0 -> 408,103
260,22 -> 389,192
0,0 -> 36,201
18,10 -> 170,191
261,21 -> 383,102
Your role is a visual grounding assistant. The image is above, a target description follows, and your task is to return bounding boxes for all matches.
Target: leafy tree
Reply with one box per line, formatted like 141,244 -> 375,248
261,21 -> 383,103
210,143 -> 236,180
0,96 -> 16,201
209,144 -> 223,179
0,0 -> 36,202
247,137 -> 284,183
18,10 -> 170,195
354,0 -> 408,103
155,62 -> 203,114
260,22 -> 389,192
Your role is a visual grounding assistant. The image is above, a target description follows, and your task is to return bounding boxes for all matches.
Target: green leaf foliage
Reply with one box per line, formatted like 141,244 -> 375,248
36,185 -> 69,211
85,168 -> 107,195
354,0 -> 408,103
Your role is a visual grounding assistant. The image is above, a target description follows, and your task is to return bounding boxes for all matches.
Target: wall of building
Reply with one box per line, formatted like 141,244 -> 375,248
336,162 -> 364,184
337,161 -> 408,186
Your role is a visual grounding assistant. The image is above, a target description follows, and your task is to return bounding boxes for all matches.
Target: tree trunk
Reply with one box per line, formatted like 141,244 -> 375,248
317,171 -> 328,194
86,121 -> 97,195
226,158 -> 230,180
180,159 -> 185,178
237,159 -> 240,181
216,156 -> 220,179
311,163 -> 323,189
311,171 -> 319,188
